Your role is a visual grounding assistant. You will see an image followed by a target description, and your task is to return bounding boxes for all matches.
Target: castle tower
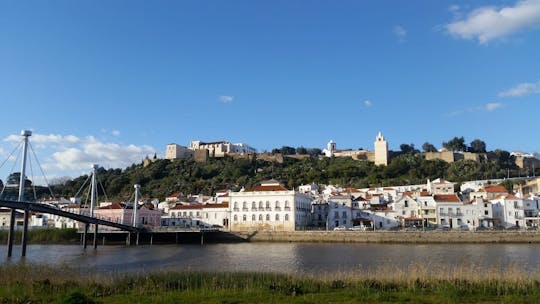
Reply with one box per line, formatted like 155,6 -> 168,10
324,140 -> 336,157
374,132 -> 388,166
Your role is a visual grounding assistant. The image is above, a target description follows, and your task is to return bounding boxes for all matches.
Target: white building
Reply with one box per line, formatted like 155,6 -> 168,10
491,194 -> 525,228
229,180 -> 312,231
326,195 -> 353,229
427,178 -> 454,195
165,144 -> 194,160
189,140 -> 256,157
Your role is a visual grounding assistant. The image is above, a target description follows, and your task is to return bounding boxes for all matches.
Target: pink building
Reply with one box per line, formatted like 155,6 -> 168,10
94,203 -> 162,228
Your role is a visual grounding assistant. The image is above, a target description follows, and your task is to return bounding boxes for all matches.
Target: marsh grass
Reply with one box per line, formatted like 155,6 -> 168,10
0,228 -> 78,243
1,262 -> 540,303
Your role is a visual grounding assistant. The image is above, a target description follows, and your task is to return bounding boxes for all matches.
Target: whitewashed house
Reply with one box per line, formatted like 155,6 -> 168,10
491,194 -> 525,228
229,180 -> 312,231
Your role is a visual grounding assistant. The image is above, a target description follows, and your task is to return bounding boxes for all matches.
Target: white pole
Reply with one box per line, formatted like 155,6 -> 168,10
18,130 -> 31,202
133,184 -> 140,227
90,164 -> 98,217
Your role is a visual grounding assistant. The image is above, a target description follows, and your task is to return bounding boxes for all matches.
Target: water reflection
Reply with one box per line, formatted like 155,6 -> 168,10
1,243 -> 539,275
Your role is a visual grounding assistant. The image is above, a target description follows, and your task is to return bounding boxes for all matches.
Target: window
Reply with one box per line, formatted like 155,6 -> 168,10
439,208 -> 443,214
285,201 -> 290,208
404,201 -> 408,208
275,201 -> 280,209
266,201 -> 271,209
242,215 -> 246,221
342,211 -> 347,218
242,202 -> 247,209
402,210 -> 406,215
484,210 -> 489,215
285,214 -> 289,221
259,201 -> 264,209
252,214 -> 256,221
234,215 -> 238,221
334,211 -> 339,218
259,214 -> 263,221
234,202 -> 238,209
266,214 -> 270,221
252,202 -> 256,209
276,214 -> 280,221
424,201 -> 427,207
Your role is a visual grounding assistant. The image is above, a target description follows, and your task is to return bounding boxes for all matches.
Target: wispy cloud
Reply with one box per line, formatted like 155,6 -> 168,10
111,130 -> 121,136
498,80 -> 540,97
447,102 -> 504,116
219,95 -> 234,103
4,133 -> 80,144
363,100 -> 373,108
446,0 -> 540,44
393,25 -> 407,42
485,102 -> 504,111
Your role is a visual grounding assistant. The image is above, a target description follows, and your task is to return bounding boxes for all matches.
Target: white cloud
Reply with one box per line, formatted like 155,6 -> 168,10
363,100 -> 373,108
446,0 -> 540,44
485,102 -> 504,111
498,80 -> 540,97
111,130 -> 121,136
219,95 -> 234,103
4,133 -> 80,144
393,25 -> 407,42
447,102 -> 504,116
43,137 -> 155,171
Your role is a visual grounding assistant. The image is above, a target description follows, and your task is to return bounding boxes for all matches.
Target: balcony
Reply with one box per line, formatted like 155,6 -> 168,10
242,208 -> 249,211
284,207 -> 291,211
275,207 -> 281,211
233,208 -> 239,212
251,208 -> 257,211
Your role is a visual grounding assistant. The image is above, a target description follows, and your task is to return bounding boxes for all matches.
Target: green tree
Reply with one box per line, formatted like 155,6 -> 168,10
280,146 -> 296,155
296,147 -> 308,155
442,136 -> 466,152
422,142 -> 437,153
469,139 -> 487,153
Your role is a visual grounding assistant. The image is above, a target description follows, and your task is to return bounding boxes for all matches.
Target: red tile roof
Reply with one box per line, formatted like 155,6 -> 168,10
434,194 -> 461,203
204,202 -> 229,208
246,185 -> 289,192
98,203 -> 125,210
482,185 -> 508,193
170,204 -> 203,210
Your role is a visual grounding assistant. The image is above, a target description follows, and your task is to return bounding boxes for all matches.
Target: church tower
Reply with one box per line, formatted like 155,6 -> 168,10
374,132 -> 388,166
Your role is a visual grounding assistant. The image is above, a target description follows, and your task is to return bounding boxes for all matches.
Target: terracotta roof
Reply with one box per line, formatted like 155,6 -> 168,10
204,202 -> 229,208
218,193 -> 229,197
99,203 -> 125,210
170,204 -> 203,210
383,187 -> 395,190
419,191 -> 431,196
246,185 -> 289,192
167,192 -> 181,198
494,194 -> 519,200
482,185 -> 508,193
434,194 -> 461,203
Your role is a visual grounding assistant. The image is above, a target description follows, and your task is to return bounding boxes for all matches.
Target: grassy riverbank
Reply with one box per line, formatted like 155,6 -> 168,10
0,228 -> 78,244
1,264 -> 540,303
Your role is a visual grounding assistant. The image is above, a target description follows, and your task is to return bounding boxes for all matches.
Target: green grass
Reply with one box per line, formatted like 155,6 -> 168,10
1,263 -> 540,303
0,228 -> 79,244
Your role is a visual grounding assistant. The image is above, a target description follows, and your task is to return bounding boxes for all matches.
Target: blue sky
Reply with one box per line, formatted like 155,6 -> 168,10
1,0 -> 540,182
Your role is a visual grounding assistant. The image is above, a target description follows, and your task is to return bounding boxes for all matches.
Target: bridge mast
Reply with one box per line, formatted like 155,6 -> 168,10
7,130 -> 31,257
90,164 -> 98,217
133,184 -> 140,227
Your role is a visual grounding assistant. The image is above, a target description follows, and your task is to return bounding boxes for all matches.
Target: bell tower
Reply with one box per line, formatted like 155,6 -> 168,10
374,132 -> 388,166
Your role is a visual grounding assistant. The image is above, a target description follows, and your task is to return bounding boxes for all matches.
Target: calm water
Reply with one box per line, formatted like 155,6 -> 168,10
1,243 -> 540,275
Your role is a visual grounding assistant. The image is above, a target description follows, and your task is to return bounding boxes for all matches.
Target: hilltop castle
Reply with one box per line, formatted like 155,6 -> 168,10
322,132 -> 389,166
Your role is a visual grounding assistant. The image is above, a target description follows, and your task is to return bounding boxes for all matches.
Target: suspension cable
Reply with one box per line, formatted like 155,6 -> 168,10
73,174 -> 92,199
28,153 -> 37,201
28,142 -> 56,199
1,141 -> 23,199
0,140 -> 23,171
97,175 -> 109,202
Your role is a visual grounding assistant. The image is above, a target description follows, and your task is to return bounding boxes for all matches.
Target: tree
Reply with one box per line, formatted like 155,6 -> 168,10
280,146 -> 296,155
422,142 -> 437,153
296,147 -> 308,155
6,172 -> 32,187
469,139 -> 487,153
307,148 -> 322,157
442,136 -> 466,152
399,143 -> 418,154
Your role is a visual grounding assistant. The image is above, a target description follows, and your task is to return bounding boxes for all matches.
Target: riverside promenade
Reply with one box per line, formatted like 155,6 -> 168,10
230,230 -> 540,244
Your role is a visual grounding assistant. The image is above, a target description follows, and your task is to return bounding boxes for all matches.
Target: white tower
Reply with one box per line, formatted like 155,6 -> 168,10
324,140 -> 336,157
374,132 -> 388,166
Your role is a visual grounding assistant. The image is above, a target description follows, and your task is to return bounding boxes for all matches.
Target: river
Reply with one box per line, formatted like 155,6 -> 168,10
1,243 -> 540,275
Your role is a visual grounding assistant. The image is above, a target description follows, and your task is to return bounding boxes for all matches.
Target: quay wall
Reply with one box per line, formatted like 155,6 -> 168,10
228,231 -> 540,244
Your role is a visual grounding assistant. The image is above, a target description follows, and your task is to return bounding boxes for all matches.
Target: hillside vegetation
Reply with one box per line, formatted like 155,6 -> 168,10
48,149 -> 529,201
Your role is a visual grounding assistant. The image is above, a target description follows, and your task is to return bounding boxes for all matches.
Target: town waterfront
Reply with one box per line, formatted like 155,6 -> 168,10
2,242 -> 540,275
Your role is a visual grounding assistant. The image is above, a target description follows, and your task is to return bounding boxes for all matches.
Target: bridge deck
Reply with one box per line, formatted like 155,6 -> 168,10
0,199 -> 142,233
